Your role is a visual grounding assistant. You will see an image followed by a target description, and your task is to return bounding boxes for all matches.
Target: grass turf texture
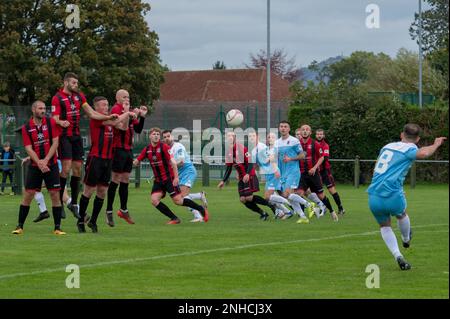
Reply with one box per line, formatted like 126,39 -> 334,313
0,184 -> 447,299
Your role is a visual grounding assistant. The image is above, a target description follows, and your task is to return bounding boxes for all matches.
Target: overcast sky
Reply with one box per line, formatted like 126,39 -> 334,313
144,0 -> 425,71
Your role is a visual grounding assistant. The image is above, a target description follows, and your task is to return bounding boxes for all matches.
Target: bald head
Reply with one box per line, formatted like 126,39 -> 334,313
116,89 -> 130,106
297,124 -> 312,140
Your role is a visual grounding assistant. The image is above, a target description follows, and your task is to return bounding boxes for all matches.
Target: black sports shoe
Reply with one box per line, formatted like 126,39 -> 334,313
106,212 -> 115,227
68,203 -> 81,219
338,207 -> 345,215
260,212 -> 270,221
87,222 -> 98,233
268,203 -> 277,215
33,211 -> 50,223
402,229 -> 412,248
396,256 -> 411,270
77,222 -> 86,233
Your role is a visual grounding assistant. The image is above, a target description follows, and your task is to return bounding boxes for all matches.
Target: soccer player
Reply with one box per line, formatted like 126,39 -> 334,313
275,121 -> 313,223
12,101 -> 65,235
217,131 -> 273,220
315,129 -> 345,215
105,89 -> 147,226
368,124 -> 446,270
162,130 -> 208,222
52,72 -> 117,220
248,131 -> 290,217
295,125 -> 338,222
133,128 -> 209,224
77,96 -> 134,233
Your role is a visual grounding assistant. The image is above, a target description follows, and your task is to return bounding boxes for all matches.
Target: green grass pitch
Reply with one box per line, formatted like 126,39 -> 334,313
0,184 -> 448,298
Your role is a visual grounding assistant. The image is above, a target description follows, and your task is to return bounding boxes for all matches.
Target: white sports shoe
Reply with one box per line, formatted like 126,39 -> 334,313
190,218 -> 204,223
200,191 -> 208,208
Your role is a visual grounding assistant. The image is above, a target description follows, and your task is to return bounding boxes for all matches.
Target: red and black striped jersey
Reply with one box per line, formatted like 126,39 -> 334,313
88,119 -> 114,159
317,139 -> 331,170
137,142 -> 174,182
111,103 -> 140,150
225,143 -> 255,180
51,89 -> 87,137
299,137 -> 323,173
22,117 -> 58,167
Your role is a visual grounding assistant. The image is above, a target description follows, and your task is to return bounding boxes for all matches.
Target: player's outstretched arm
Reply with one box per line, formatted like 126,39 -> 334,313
416,137 -> 447,159
82,103 -> 118,121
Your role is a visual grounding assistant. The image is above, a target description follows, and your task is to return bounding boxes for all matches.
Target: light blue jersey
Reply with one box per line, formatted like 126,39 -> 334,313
169,142 -> 197,188
275,135 -> 302,190
367,142 -> 418,197
251,142 -> 277,175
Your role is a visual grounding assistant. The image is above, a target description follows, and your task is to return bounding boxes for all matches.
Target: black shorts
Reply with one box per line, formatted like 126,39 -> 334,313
299,172 -> 324,194
84,156 -> 112,187
320,168 -> 336,188
238,175 -> 260,197
25,164 -> 61,191
111,148 -> 133,173
59,135 -> 84,162
151,179 -> 181,198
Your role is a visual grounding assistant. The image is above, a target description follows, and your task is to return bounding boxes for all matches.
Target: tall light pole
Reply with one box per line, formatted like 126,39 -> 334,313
266,0 -> 271,131
418,0 -> 423,108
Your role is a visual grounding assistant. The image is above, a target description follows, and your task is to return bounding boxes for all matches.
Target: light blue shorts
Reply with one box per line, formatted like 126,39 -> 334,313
368,192 -> 407,224
264,173 -> 281,191
280,172 -> 300,192
179,166 -> 197,188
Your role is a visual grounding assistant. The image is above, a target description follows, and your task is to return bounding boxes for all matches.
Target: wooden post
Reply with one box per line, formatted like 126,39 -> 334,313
410,162 -> 416,189
135,163 -> 141,188
202,162 -> 210,187
14,155 -> 23,195
354,156 -> 360,188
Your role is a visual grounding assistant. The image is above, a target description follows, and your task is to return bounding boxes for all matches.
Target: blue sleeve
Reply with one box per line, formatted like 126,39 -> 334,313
405,147 -> 418,161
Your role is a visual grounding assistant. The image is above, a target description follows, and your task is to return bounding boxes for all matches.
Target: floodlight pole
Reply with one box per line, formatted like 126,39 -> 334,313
267,0 -> 271,131
418,0 -> 423,108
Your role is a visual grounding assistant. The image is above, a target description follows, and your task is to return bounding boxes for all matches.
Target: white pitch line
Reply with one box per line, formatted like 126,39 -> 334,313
0,223 -> 447,281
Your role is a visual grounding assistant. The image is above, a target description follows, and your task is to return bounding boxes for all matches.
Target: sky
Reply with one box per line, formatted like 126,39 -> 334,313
144,0 -> 426,71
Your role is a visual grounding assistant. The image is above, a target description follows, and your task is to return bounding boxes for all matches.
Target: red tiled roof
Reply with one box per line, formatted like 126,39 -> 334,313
159,69 -> 290,102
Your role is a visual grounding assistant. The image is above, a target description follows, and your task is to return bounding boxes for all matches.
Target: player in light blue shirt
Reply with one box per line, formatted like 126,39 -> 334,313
368,124 -> 446,270
162,130 -> 208,222
273,121 -> 311,222
249,131 -> 293,219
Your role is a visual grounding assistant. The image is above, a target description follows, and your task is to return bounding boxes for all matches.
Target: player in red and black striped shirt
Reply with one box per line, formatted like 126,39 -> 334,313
295,125 -> 338,221
52,72 -> 118,220
217,131 -> 273,220
77,96 -> 134,233
105,89 -> 147,226
12,101 -> 65,235
315,129 -> 345,215
133,128 -> 209,224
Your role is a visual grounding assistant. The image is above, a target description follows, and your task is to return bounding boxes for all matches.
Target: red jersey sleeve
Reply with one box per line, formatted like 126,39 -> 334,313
50,118 -> 59,139
51,95 -> 61,116
22,125 -> 31,147
322,143 -> 330,158
315,141 -> 324,162
137,146 -> 148,162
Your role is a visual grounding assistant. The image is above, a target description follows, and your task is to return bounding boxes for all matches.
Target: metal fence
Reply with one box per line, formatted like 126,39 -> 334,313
4,155 -> 447,196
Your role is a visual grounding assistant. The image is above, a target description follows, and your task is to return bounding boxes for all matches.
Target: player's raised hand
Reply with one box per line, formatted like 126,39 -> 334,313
434,137 -> 447,147
139,105 -> 148,117
129,111 -> 138,120
109,114 -> 119,121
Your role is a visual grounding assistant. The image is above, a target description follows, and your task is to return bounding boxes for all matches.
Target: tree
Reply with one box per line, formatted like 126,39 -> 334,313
245,49 -> 301,83
212,61 -> 226,70
0,0 -> 165,106
325,51 -> 377,86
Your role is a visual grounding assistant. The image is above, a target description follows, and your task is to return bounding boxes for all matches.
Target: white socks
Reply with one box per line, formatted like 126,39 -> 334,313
398,215 -> 411,243
380,227 -> 402,259
308,193 -> 325,209
189,193 -> 203,200
34,192 -> 47,213
288,193 -> 309,206
287,194 -> 306,218
275,203 -> 291,214
269,194 -> 290,205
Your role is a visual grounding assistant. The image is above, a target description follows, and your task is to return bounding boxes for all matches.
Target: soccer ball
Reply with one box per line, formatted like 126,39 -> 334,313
226,109 -> 244,127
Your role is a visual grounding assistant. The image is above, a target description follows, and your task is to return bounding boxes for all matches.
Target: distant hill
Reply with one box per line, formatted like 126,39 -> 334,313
298,56 -> 344,85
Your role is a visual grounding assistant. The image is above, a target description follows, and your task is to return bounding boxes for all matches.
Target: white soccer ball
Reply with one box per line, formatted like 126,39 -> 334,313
226,109 -> 244,127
